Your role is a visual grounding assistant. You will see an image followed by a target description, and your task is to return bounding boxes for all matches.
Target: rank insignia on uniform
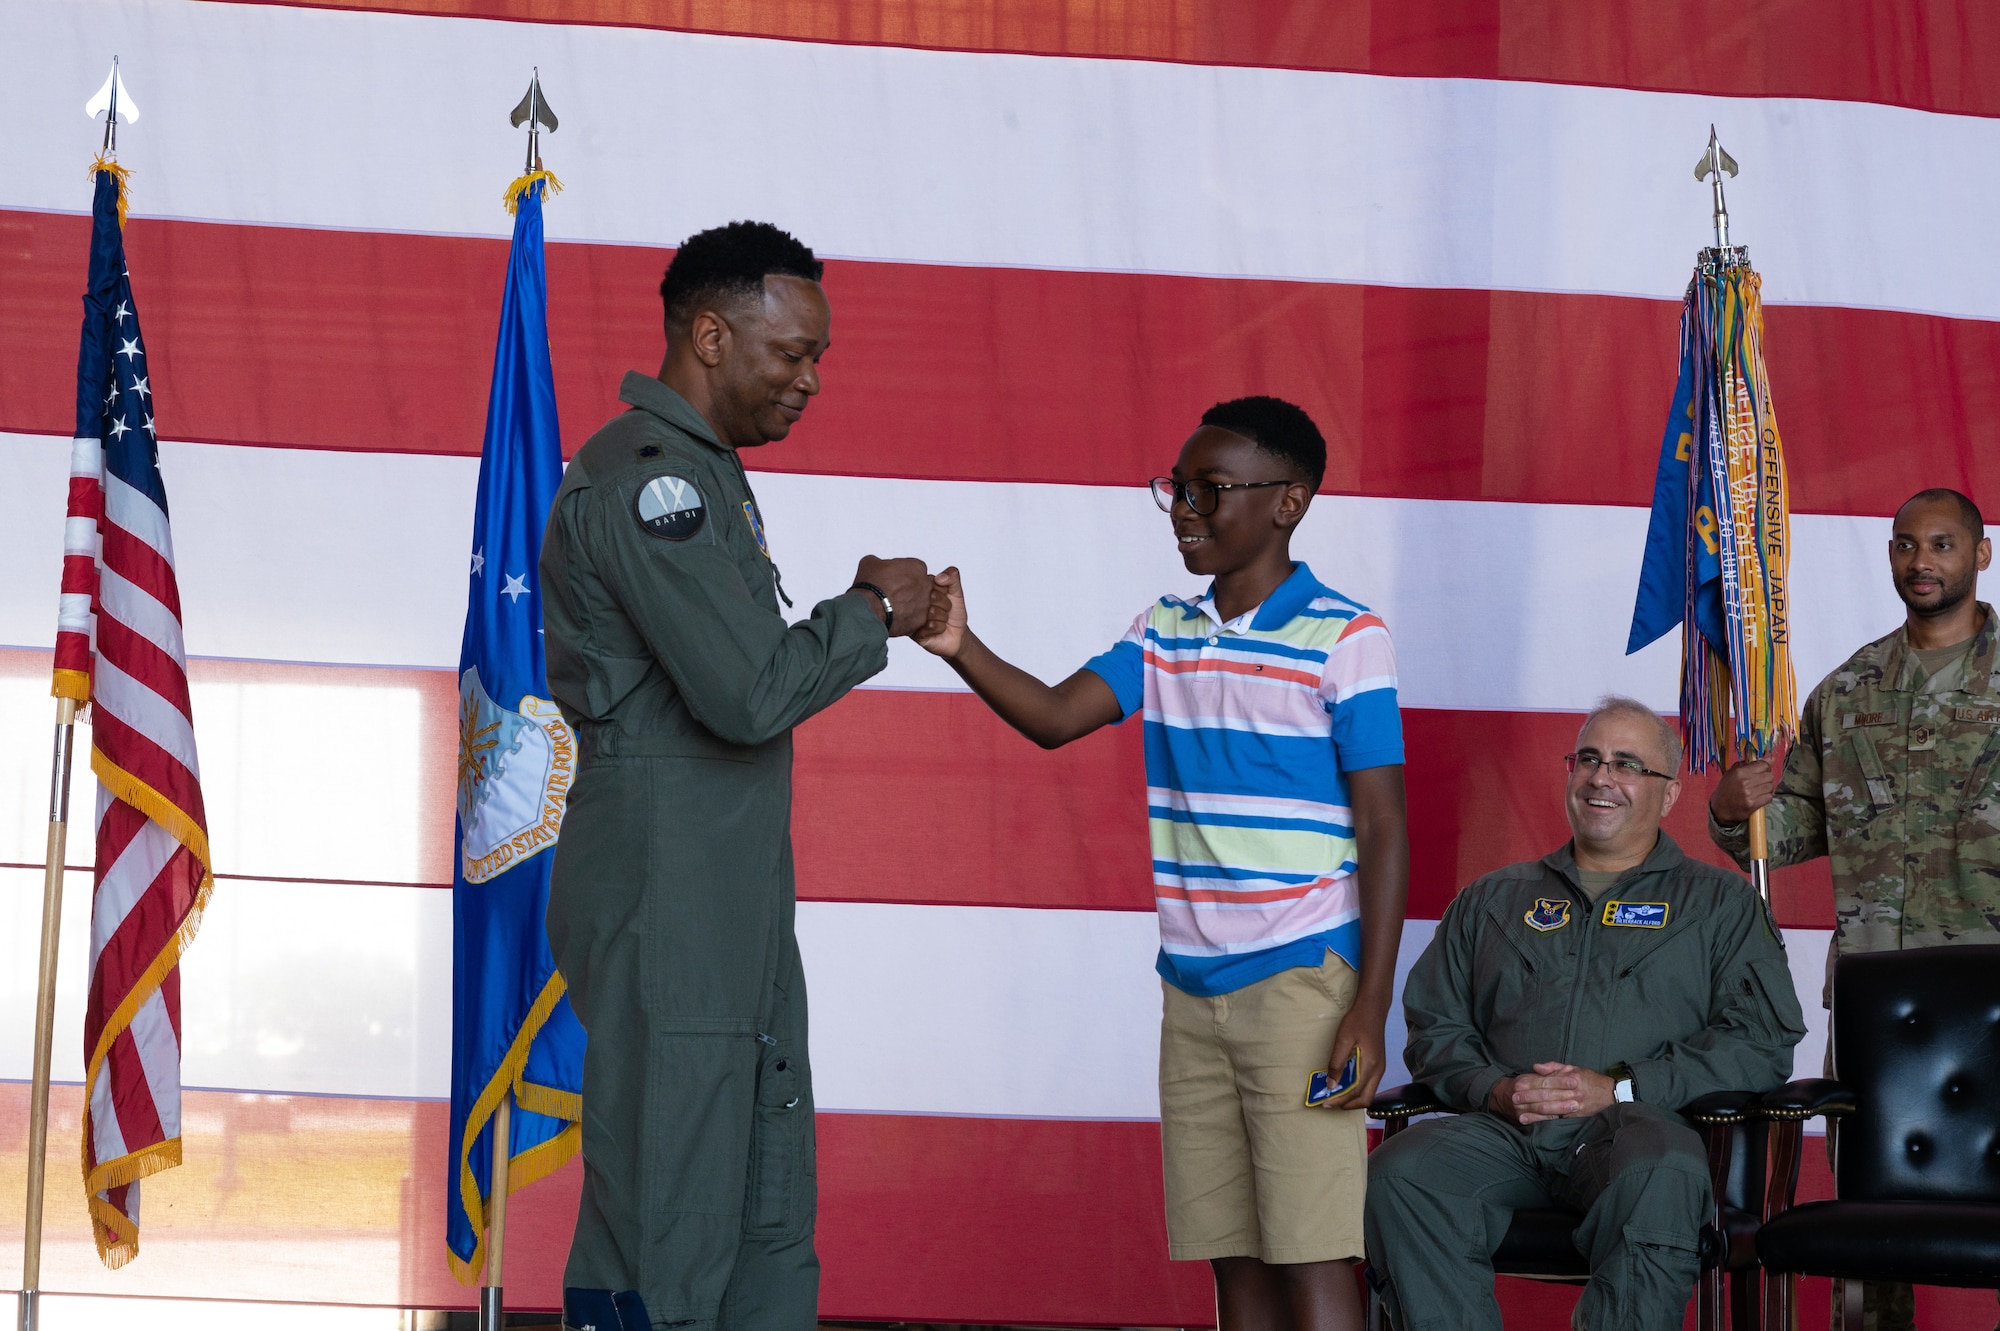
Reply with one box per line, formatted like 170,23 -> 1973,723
1603,900 -> 1669,928
635,474 -> 705,540
1524,898 -> 1570,932
742,499 -> 771,559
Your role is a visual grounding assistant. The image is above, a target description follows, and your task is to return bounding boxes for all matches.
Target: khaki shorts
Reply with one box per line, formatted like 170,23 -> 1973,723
1159,950 -> 1367,1264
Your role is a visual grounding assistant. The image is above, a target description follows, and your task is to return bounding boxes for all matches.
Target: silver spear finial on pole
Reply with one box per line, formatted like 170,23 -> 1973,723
85,56 -> 141,158
509,68 -> 558,174
1694,124 -> 1739,251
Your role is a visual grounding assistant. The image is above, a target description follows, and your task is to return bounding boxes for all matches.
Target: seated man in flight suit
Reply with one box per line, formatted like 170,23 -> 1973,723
1363,696 -> 1805,1331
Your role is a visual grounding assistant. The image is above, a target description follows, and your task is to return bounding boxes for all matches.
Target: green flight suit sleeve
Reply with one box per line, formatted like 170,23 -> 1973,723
1625,890 -> 1806,1108
589,466 -> 890,747
1710,688 -> 1830,870
1400,891 -> 1511,1112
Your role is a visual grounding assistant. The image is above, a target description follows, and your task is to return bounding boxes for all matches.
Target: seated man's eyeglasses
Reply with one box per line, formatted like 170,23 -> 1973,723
1564,750 -> 1676,782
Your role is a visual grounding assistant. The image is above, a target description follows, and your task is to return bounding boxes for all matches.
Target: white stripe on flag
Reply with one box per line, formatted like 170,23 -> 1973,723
98,566 -> 189,665
64,516 -> 100,557
56,592 -> 95,637
8,0 -> 2000,319
0,434 -> 1915,715
90,807 -> 184,962
103,471 -> 178,570
70,436 -> 102,480
91,657 -> 199,775
87,1041 -> 128,1164
127,987 -> 183,1140
0,872 -> 1838,1121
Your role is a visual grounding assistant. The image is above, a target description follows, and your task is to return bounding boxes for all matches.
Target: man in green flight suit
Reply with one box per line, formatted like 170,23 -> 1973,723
1710,487 -> 2000,1331
539,222 -> 942,1331
1366,697 -> 1803,1331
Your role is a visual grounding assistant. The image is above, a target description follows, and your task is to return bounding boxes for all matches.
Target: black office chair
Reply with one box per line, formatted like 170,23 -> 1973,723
1365,1084 -> 1765,1331
1755,944 -> 2000,1331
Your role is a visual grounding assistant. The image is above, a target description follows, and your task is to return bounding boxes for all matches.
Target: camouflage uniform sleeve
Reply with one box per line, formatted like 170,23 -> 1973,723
1625,881 -> 1806,1106
1401,888 -> 1510,1112
1710,686 -> 1830,870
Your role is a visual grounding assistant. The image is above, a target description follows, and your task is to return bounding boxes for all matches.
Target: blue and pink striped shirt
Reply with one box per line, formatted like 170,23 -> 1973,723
1084,563 -> 1403,996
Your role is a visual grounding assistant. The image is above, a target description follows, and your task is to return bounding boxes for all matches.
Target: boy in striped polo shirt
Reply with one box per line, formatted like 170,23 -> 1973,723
920,396 -> 1408,1329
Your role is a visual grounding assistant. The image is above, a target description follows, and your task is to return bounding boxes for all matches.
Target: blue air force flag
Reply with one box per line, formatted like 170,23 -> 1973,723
446,177 -> 585,1284
1626,291 -> 1729,659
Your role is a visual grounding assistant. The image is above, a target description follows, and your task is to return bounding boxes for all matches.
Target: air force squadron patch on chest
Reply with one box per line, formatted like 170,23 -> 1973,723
1603,900 -> 1670,928
635,475 -> 706,541
1525,898 -> 1570,932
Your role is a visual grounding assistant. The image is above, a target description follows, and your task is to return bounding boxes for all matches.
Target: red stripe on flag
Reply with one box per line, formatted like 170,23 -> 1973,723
88,708 -> 208,829
2,211 -> 1997,515
67,474 -> 103,517
96,618 -> 195,722
92,798 -> 152,889
222,0 -> 2000,118
104,1023 -> 169,1160
790,689 -> 1838,928
98,519 -> 187,623
88,844 -> 203,1016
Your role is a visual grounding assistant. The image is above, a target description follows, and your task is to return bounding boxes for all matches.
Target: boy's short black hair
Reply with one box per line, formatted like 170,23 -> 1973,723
659,221 -> 823,331
1200,396 -> 1326,490
1899,486 -> 1985,541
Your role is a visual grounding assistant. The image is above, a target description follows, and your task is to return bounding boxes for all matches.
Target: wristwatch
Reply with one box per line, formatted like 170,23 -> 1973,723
849,581 -> 892,625
1608,1062 -> 1636,1103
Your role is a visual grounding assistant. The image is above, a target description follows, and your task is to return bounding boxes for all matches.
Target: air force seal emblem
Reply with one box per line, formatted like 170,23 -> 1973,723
1604,900 -> 1670,928
635,474 -> 705,541
458,665 -> 576,884
1524,898 -> 1570,932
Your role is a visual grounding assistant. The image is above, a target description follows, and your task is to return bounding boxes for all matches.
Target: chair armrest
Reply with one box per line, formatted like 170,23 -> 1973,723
1759,1078 -> 1858,1122
1368,1083 -> 1452,1121
1684,1089 -> 1758,1127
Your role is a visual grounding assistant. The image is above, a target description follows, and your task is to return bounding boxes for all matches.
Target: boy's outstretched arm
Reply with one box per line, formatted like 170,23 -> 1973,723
1332,764 -> 1410,1109
917,567 -> 1123,749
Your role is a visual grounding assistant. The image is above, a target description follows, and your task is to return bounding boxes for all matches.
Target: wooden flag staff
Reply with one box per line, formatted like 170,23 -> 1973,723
19,697 -> 79,1331
480,1093 -> 513,1331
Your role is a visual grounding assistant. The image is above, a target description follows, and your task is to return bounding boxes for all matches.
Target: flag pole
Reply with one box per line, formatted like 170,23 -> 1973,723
479,1091 -> 513,1331
18,697 -> 79,1331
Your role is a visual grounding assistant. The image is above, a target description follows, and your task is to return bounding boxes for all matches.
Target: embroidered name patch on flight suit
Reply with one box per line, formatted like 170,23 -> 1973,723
1602,900 -> 1670,928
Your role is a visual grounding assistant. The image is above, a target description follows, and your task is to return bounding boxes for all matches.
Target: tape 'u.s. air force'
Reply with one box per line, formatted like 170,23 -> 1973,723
1603,900 -> 1669,928
635,475 -> 705,541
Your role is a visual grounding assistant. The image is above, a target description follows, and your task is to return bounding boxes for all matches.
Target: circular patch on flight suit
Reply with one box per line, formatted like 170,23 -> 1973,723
634,474 -> 706,541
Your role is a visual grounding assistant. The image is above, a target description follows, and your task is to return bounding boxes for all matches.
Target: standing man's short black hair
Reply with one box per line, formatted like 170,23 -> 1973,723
659,221 -> 823,332
1200,396 -> 1327,491
1898,487 -> 1985,541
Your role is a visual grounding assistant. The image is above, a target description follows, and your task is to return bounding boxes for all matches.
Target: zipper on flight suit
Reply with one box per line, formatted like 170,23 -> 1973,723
1556,884 -> 1596,1065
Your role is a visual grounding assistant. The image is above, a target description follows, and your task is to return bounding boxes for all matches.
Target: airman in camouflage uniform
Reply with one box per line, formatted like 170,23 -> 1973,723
1710,604 -> 2000,975
1710,488 -> 1999,1331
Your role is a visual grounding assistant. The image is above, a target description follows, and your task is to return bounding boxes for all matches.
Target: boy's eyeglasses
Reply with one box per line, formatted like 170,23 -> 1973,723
1150,476 -> 1292,516
1563,752 -> 1676,782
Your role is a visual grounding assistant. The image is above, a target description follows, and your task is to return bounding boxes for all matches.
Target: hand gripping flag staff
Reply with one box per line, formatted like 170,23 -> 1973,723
21,59 -> 212,1331
1629,128 -> 1798,904
446,71 -> 583,1331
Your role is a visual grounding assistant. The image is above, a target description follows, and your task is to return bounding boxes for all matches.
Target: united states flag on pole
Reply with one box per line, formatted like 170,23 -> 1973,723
53,163 -> 212,1269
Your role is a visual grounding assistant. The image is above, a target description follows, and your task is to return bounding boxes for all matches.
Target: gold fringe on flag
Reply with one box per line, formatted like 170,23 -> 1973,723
88,155 -> 132,227
503,168 -> 564,215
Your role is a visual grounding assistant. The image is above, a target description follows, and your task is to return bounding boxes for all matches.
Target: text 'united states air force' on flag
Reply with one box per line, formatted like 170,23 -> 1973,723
447,173 -> 585,1283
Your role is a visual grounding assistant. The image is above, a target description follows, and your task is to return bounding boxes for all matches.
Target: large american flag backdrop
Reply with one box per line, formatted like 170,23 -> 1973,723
1,2 -> 1996,1326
